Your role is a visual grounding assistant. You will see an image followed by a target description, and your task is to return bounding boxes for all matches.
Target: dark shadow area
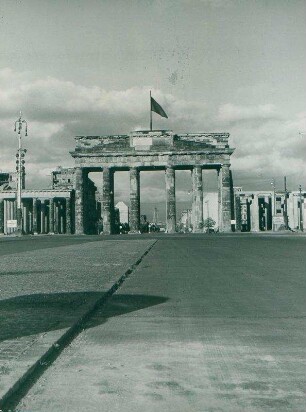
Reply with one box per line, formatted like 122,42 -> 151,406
0,292 -> 168,342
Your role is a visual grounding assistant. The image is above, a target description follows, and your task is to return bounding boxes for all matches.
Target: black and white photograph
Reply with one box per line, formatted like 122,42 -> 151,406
0,1 -> 305,411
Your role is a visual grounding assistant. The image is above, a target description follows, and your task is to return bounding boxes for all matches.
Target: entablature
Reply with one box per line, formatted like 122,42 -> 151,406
71,130 -> 234,157
74,151 -> 232,170
0,189 -> 72,200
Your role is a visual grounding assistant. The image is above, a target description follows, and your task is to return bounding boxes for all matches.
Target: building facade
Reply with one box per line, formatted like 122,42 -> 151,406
0,167 -> 98,235
2,129 -> 303,235
70,130 -> 235,235
115,201 -> 129,224
234,188 -> 306,232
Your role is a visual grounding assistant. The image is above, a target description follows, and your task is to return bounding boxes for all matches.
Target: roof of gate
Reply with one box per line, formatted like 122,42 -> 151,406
71,130 -> 234,156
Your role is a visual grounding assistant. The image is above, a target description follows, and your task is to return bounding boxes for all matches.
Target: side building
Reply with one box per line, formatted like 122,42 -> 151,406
177,188 -> 305,233
0,167 -> 99,235
234,188 -> 306,232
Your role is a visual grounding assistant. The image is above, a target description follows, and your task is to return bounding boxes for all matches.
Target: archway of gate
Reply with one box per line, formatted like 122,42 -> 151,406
139,170 -> 166,232
175,169 -> 219,233
88,168 -> 219,234
202,169 -> 219,231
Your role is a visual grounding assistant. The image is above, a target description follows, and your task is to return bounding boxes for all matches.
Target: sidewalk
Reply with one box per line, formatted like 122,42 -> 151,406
0,238 -> 155,409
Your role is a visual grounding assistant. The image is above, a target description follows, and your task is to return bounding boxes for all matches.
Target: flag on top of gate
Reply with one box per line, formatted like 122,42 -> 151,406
150,95 -> 168,119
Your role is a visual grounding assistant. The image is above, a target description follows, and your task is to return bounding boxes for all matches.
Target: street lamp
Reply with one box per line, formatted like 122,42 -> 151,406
14,112 -> 28,235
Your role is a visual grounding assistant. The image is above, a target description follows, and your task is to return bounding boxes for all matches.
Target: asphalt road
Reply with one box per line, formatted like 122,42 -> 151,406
7,234 -> 306,411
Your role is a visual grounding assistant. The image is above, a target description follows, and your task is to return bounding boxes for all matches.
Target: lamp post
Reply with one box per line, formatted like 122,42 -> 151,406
14,112 -> 28,235
299,184 -> 304,232
271,179 -> 276,231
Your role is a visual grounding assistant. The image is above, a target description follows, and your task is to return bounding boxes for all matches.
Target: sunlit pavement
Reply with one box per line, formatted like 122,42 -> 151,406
5,234 -> 303,412
0,236 -> 154,409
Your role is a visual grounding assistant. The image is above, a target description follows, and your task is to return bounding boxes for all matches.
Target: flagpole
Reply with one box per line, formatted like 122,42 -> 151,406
150,90 -> 152,131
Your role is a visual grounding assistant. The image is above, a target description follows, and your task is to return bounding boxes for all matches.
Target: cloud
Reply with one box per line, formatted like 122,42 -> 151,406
217,103 -> 277,123
0,68 -> 208,126
0,68 -> 210,188
0,68 -> 305,194
222,109 -> 306,190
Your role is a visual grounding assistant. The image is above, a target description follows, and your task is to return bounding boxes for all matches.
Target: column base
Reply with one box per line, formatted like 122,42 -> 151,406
129,230 -> 141,234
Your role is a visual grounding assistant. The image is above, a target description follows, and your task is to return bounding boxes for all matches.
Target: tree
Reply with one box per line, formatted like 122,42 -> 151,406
203,217 -> 216,232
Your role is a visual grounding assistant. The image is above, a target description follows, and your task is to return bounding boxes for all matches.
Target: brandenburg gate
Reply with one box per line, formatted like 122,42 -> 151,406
70,130 -> 235,234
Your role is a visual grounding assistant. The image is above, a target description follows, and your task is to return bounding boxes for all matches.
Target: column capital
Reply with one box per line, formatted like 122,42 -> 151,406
220,163 -> 231,170
129,166 -> 140,173
217,163 -> 231,174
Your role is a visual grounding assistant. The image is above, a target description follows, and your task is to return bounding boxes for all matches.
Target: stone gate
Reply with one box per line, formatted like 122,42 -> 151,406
70,130 -> 235,234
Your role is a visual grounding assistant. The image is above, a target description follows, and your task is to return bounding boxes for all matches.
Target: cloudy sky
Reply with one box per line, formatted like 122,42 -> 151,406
0,0 -> 305,214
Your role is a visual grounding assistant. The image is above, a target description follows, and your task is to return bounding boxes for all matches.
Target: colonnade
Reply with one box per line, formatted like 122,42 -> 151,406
0,197 -> 72,235
235,194 -> 273,232
74,164 -> 233,235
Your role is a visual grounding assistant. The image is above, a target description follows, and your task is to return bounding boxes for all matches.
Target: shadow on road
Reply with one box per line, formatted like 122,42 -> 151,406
0,292 -> 168,342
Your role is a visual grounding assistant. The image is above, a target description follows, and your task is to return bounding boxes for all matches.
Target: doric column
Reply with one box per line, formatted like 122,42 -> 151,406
12,201 -> 15,232
22,201 -> 27,234
33,198 -> 38,234
40,201 -> 45,234
4,200 -> 7,234
49,199 -> 55,234
165,167 -> 176,233
192,166 -> 203,233
218,164 -> 232,232
129,167 -> 140,233
250,194 -> 259,232
13,200 -> 17,232
60,202 -> 64,234
66,197 -> 71,234
54,201 -> 59,234
9,201 -> 13,234
5,200 -> 10,234
74,167 -> 85,235
235,194 -> 242,232
29,211 -> 32,234
102,168 -> 114,235
0,199 -> 4,234
264,196 -> 269,230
